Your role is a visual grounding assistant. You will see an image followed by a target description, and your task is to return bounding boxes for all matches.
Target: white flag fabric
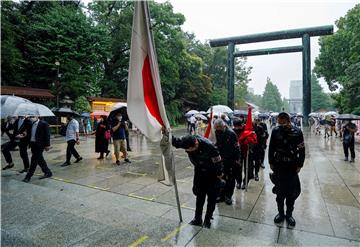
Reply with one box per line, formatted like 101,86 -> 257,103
127,1 -> 174,184
127,1 -> 170,142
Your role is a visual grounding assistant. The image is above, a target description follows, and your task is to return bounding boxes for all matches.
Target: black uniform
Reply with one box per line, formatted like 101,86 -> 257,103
172,135 -> 223,223
215,127 -> 240,201
2,118 -> 32,170
343,122 -> 357,161
253,122 -> 269,174
268,125 -> 305,218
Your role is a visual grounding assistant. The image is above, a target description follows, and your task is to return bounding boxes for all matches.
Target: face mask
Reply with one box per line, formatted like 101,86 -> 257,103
29,117 -> 38,123
117,116 -> 122,121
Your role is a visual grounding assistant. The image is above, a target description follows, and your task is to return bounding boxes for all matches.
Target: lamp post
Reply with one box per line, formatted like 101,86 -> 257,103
55,61 -> 60,109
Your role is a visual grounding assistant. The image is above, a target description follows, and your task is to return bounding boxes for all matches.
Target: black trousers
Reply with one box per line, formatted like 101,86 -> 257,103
194,186 -> 218,221
275,173 -> 301,216
66,140 -> 80,163
343,140 -> 355,159
190,124 -> 196,134
26,143 -> 52,179
221,161 -> 236,198
2,141 -> 30,169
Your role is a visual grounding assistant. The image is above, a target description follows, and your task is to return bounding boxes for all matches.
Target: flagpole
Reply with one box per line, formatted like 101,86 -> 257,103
144,1 -> 182,222
245,145 -> 249,192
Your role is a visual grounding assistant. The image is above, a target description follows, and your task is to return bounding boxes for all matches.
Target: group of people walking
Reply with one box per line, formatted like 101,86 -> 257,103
172,112 -> 305,229
1,113 -> 133,182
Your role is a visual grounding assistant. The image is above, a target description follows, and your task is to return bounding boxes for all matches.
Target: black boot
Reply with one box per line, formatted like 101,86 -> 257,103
189,218 -> 202,226
203,214 -> 212,228
274,213 -> 285,223
286,210 -> 296,227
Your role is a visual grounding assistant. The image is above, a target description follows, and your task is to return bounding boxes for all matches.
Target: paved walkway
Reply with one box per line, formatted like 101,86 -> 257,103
1,128 -> 360,246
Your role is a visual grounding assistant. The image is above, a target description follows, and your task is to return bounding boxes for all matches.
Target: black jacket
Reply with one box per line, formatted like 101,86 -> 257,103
31,120 -> 50,148
268,125 -> 305,174
13,118 -> 32,144
215,127 -> 240,162
172,135 -> 223,178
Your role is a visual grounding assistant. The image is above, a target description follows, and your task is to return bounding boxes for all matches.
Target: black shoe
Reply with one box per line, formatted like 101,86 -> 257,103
286,215 -> 296,227
116,160 -> 121,166
22,177 -> 30,183
350,159 -> 355,163
255,174 -> 259,181
203,219 -> 211,228
127,148 -> 132,152
19,168 -> 29,174
236,183 -> 241,190
124,158 -> 131,163
106,151 -> 110,157
274,213 -> 285,224
2,163 -> 14,170
189,218 -> 202,226
39,173 -> 52,179
260,164 -> 265,169
216,196 -> 225,203
241,184 -> 246,190
225,197 -> 233,205
97,156 -> 104,160
344,157 -> 348,161
61,162 -> 71,167
74,157 -> 83,163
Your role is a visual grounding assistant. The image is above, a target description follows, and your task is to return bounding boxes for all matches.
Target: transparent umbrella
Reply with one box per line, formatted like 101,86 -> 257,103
206,105 -> 233,115
1,95 -> 32,119
185,110 -> 199,117
13,102 -> 55,117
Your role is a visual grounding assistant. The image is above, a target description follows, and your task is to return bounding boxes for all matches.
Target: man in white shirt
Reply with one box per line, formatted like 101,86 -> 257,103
61,115 -> 82,166
189,115 -> 196,134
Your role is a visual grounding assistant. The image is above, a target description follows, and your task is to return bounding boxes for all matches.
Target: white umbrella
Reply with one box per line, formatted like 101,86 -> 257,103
185,110 -> 199,117
270,112 -> 279,117
206,105 -> 233,115
34,103 -> 55,117
324,111 -> 337,116
1,95 -> 32,119
13,102 -> 55,117
195,114 -> 207,120
112,102 -> 127,111
199,111 -> 207,115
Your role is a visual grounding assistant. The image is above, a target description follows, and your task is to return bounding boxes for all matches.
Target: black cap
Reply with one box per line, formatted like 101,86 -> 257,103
233,117 -> 243,126
278,112 -> 290,121
180,135 -> 196,149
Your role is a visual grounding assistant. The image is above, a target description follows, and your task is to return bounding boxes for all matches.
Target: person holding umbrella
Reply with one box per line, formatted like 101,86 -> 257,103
2,115 -> 32,173
342,120 -> 358,162
111,113 -> 131,165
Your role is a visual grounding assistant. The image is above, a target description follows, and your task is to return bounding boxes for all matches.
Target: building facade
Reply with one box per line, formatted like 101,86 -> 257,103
289,80 -> 303,113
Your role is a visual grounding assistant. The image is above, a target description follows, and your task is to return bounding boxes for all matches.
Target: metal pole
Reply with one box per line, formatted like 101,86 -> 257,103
245,145 -> 249,192
172,170 -> 183,222
227,42 -> 235,110
302,34 -> 311,126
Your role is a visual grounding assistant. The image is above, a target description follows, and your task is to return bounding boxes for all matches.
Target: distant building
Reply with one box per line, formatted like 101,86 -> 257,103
289,80 -> 302,113
248,87 -> 255,95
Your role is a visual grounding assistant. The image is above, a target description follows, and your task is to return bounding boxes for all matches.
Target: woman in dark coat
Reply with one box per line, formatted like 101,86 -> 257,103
95,115 -> 110,159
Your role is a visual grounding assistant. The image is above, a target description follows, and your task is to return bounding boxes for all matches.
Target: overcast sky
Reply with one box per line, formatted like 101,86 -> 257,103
162,0 -> 358,98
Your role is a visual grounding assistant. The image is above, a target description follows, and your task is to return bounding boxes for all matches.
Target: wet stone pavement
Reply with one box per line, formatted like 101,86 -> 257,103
1,128 -> 360,246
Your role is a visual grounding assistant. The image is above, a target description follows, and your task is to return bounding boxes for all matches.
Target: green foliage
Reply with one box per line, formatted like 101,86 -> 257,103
261,77 -> 283,112
314,4 -> 360,114
311,73 -> 335,111
2,1 -> 252,124
74,96 -> 91,113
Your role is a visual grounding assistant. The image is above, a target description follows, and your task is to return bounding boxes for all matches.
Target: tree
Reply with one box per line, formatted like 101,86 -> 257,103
261,77 -> 283,111
314,4 -> 360,114
74,96 -> 91,113
311,73 -> 334,111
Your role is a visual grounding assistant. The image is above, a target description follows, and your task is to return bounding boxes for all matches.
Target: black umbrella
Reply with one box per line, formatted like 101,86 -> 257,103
108,106 -> 128,122
51,107 -> 80,117
258,113 -> 269,118
233,110 -> 248,117
336,114 -> 360,120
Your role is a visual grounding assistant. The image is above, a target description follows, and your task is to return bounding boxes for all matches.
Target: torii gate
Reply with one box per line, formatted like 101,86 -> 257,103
209,25 -> 333,125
